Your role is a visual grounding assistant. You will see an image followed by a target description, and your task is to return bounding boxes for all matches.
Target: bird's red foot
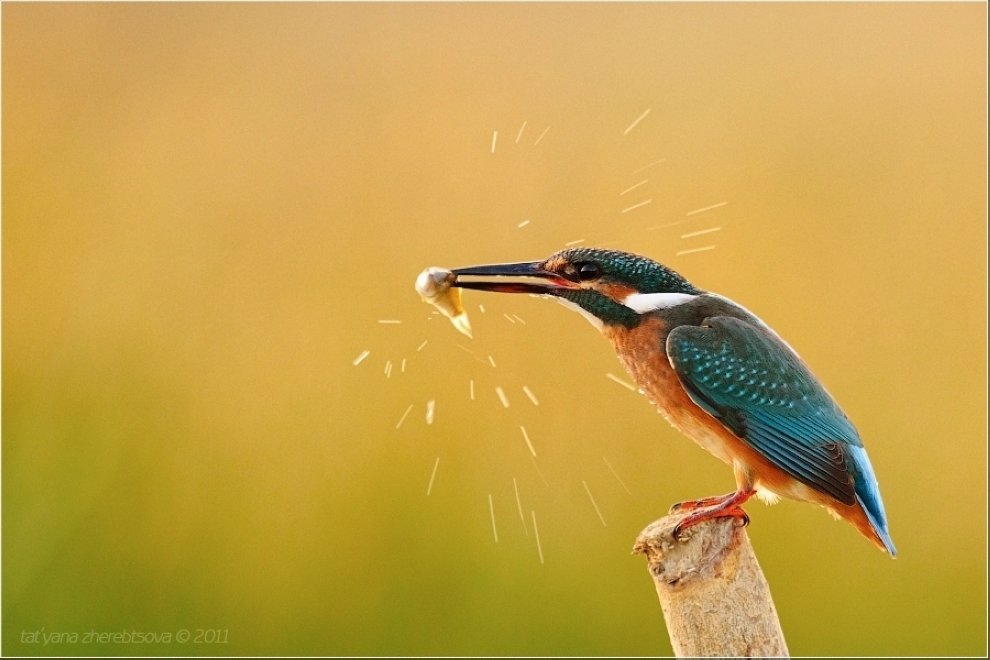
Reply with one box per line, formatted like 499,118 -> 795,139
668,492 -> 736,513
670,489 -> 756,541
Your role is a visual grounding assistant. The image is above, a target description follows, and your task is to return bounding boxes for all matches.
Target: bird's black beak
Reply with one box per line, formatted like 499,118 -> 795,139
451,261 -> 575,294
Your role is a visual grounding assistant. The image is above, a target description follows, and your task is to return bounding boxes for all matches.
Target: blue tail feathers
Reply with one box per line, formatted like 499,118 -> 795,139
847,445 -> 896,556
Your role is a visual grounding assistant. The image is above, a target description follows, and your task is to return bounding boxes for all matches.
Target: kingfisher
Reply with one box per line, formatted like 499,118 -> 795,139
449,247 -> 895,555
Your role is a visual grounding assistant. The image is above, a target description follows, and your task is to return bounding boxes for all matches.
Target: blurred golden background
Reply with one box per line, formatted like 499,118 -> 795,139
3,3 -> 986,656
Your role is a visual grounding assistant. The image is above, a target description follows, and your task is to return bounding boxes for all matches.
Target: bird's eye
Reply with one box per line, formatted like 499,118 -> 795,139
576,262 -> 601,281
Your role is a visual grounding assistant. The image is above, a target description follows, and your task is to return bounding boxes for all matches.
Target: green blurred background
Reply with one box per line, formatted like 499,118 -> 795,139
2,3 -> 986,656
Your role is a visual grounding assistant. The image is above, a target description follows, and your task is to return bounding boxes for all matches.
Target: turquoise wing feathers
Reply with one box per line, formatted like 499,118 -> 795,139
666,316 -> 893,555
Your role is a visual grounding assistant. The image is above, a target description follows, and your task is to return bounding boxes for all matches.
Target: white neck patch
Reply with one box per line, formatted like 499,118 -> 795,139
622,292 -> 697,313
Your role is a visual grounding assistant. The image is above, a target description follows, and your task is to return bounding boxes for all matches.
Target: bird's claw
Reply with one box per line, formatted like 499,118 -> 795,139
669,493 -> 733,514
670,505 -> 750,542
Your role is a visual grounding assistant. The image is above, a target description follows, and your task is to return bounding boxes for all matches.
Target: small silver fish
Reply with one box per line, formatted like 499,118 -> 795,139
415,267 -> 473,338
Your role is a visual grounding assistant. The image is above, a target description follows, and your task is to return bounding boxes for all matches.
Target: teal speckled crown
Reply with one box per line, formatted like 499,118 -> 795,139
553,247 -> 700,295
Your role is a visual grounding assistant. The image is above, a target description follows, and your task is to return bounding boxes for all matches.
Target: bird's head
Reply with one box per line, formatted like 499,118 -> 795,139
452,247 -> 701,329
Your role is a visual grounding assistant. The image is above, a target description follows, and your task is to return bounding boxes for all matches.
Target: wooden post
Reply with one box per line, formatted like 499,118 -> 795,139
632,514 -> 789,657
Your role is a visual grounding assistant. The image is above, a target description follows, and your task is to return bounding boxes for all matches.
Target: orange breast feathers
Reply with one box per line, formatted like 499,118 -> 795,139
604,316 -> 742,466
604,318 -> 831,498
